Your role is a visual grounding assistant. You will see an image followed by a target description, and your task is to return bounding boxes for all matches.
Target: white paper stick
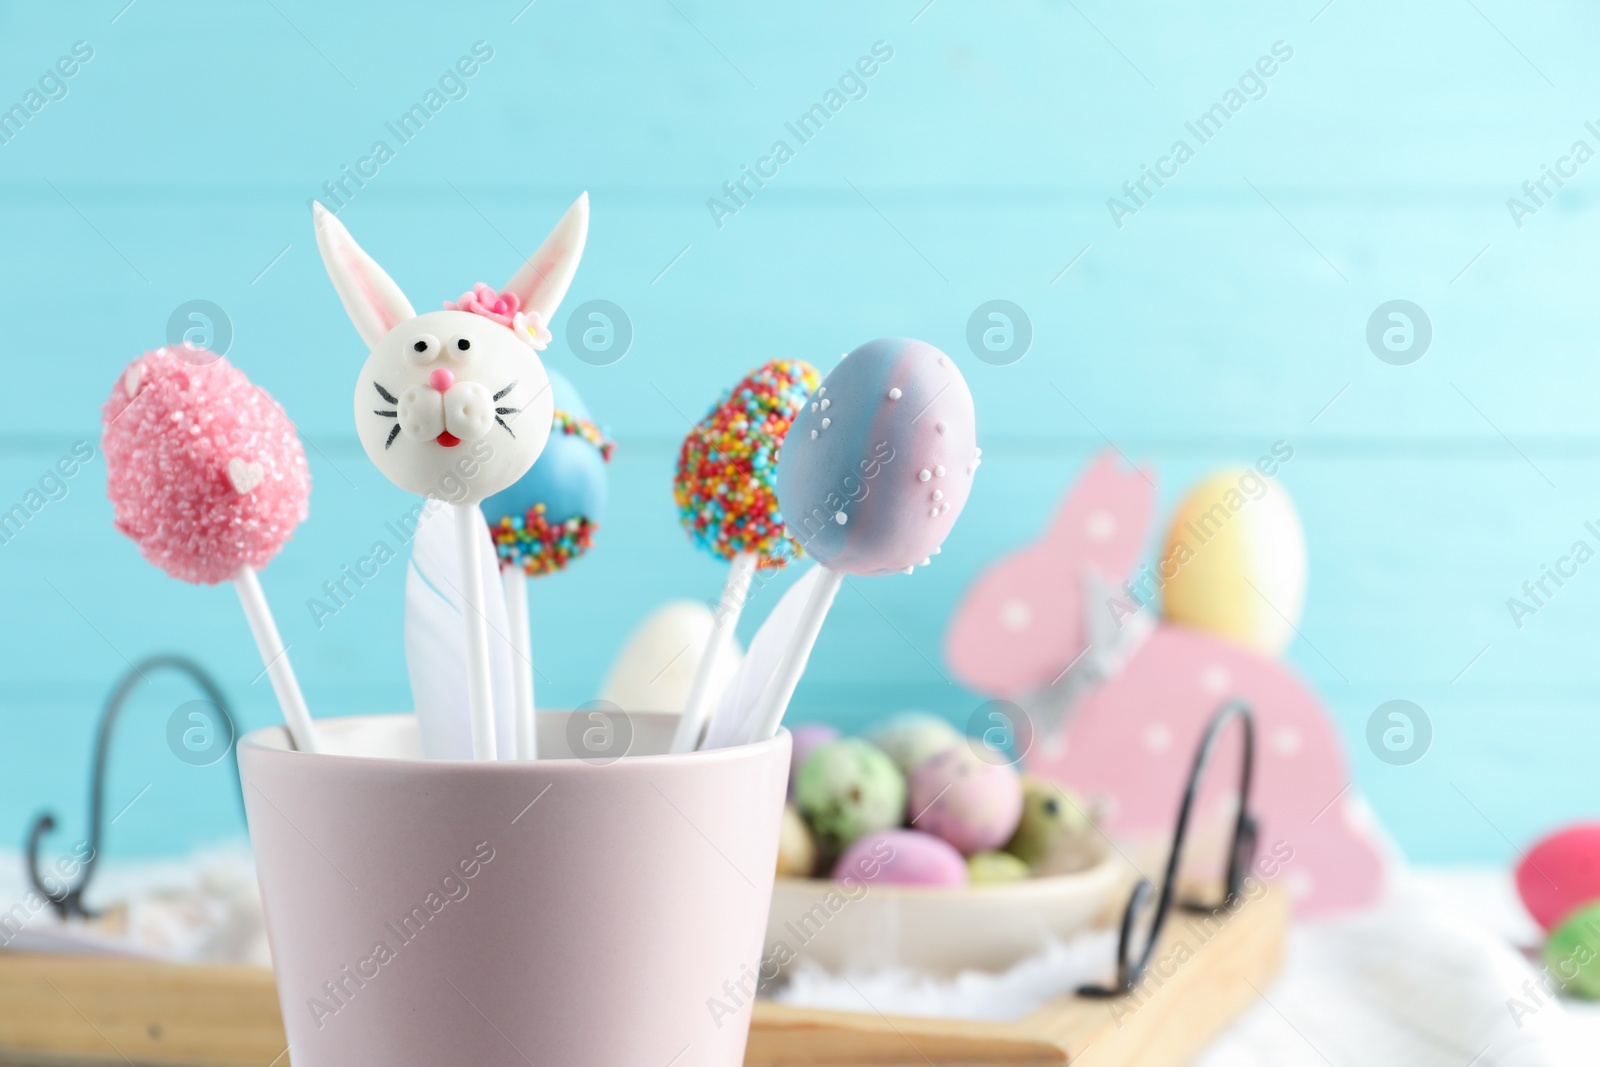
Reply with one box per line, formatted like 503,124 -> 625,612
670,551 -> 757,754
455,503 -> 498,760
503,566 -> 537,760
738,567 -> 844,745
233,565 -> 319,754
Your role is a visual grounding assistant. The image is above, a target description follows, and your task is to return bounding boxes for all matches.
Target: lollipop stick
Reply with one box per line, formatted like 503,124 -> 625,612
736,568 -> 843,746
503,566 -> 537,760
670,551 -> 757,754
455,503 -> 498,760
233,565 -> 319,754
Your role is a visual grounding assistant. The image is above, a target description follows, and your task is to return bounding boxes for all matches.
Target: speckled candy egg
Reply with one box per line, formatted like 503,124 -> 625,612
794,739 -> 906,852
788,722 -> 841,796
834,829 -> 968,887
869,712 -> 962,776
1517,823 -> 1600,931
968,850 -> 1031,884
777,804 -> 819,878
1005,775 -> 1093,867
776,338 -> 979,577
909,747 -> 1023,855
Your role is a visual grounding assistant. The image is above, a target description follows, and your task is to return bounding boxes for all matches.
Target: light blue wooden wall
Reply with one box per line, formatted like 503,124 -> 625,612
2,0 -> 1597,863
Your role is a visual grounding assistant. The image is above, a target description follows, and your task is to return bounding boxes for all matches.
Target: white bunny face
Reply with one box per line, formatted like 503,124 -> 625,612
356,309 -> 554,500
313,194 -> 588,504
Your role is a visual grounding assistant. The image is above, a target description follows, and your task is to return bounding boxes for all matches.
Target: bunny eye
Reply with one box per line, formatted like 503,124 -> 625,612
446,336 -> 474,363
406,334 -> 440,365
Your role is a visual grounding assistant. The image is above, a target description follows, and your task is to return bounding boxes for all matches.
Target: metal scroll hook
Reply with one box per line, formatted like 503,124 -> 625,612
25,655 -> 242,920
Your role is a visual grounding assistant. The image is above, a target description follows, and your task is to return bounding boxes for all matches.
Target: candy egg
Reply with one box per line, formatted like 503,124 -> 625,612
788,722 -> 842,796
1005,775 -> 1093,867
599,601 -> 742,713
794,739 -> 907,852
908,747 -> 1024,855
1160,466 -> 1305,655
777,804 -> 819,878
834,829 -> 968,887
869,712 -> 963,776
483,369 -> 613,576
968,850 -> 1031,884
1517,823 -> 1600,931
776,338 -> 979,577
1544,901 -> 1600,999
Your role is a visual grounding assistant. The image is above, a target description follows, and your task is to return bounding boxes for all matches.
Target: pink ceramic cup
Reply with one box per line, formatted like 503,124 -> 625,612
239,711 -> 789,1067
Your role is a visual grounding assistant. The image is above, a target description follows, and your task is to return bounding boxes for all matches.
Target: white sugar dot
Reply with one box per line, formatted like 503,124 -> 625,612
1200,665 -> 1231,694
888,387 -> 902,400
1143,723 -> 1173,753
810,430 -> 818,439
1272,728 -> 1303,756
821,399 -> 831,410
818,387 -> 826,396
834,511 -> 848,525
929,508 -> 939,517
903,566 -> 914,574
821,418 -> 831,428
919,469 -> 931,481
940,501 -> 950,513
975,447 -> 983,457
936,420 -> 948,434
811,403 -> 818,412
935,465 -> 946,477
1001,598 -> 1032,631
1086,510 -> 1116,542
932,547 -> 941,555
920,557 -> 931,566
933,490 -> 943,501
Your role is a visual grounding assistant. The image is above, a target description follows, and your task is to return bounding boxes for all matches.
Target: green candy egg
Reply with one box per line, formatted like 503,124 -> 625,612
968,850 -> 1031,884
795,739 -> 907,852
869,712 -> 963,776
1545,901 -> 1600,999
1005,775 -> 1092,867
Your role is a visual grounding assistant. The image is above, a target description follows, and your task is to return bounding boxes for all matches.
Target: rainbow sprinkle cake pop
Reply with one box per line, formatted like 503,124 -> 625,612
102,346 -> 318,751
481,369 -> 613,758
668,359 -> 820,753
674,359 -> 820,570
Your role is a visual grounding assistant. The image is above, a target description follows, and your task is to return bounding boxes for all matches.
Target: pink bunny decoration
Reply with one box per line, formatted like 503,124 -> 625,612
945,451 -> 1384,917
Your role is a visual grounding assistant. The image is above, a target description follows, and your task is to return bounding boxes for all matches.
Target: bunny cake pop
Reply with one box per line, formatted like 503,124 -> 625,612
314,194 -> 589,760
482,368 -> 613,758
732,338 -> 979,746
102,346 -> 318,751
669,359 -> 820,753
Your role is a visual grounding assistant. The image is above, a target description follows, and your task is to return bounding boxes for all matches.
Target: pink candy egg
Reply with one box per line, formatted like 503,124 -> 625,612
102,347 -> 310,585
1517,823 -> 1600,930
833,828 -> 968,887
909,747 -> 1024,855
776,338 -> 978,577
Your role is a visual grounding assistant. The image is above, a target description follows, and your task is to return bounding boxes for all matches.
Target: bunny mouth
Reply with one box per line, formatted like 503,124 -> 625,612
435,431 -> 462,448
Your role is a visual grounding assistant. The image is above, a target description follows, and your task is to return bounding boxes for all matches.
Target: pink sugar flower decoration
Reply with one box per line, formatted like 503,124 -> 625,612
101,347 -> 311,585
446,283 -> 552,350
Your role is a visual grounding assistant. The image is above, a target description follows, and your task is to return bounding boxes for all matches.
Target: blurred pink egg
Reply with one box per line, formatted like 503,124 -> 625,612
909,747 -> 1024,855
833,828 -> 967,887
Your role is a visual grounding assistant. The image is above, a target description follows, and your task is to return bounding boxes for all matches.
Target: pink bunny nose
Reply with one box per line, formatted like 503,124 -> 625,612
429,368 -> 455,392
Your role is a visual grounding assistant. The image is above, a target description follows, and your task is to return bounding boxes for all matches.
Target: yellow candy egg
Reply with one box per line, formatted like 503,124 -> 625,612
1159,467 -> 1306,655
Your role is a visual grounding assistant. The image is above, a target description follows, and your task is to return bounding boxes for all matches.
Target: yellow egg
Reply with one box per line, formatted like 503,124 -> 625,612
1160,468 -> 1306,655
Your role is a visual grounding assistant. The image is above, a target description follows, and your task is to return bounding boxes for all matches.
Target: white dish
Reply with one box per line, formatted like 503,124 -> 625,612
762,846 -> 1125,976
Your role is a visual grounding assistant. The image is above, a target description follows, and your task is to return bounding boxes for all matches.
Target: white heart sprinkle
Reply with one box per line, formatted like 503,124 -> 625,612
227,457 -> 264,495
123,365 -> 144,398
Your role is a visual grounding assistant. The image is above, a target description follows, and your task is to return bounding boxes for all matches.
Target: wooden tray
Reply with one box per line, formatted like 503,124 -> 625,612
0,889 -> 1285,1067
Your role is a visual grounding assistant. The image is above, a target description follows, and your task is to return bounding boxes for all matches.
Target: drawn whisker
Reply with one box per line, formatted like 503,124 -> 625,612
374,409 -> 397,418
495,416 -> 515,438
384,424 -> 401,449
495,406 -> 520,416
493,381 -> 518,402
374,382 -> 399,404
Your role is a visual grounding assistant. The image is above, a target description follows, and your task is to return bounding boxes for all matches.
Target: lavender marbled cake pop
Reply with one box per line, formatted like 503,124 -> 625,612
776,338 -> 979,577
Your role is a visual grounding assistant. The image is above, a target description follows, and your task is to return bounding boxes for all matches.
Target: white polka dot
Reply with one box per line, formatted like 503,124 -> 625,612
1086,510 -> 1116,542
1285,872 -> 1314,900
1000,599 -> 1032,631
1139,723 -> 1177,755
1143,723 -> 1173,753
919,469 -> 931,481
888,387 -> 902,400
834,511 -> 848,525
1272,728 -> 1302,756
1200,665 -> 1231,695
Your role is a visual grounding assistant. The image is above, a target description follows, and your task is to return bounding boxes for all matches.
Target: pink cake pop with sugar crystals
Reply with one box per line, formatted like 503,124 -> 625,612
102,345 -> 318,752
103,346 -> 310,584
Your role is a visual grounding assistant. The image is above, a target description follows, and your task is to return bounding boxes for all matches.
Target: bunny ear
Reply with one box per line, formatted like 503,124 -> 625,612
312,201 -> 416,349
503,192 -> 589,324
